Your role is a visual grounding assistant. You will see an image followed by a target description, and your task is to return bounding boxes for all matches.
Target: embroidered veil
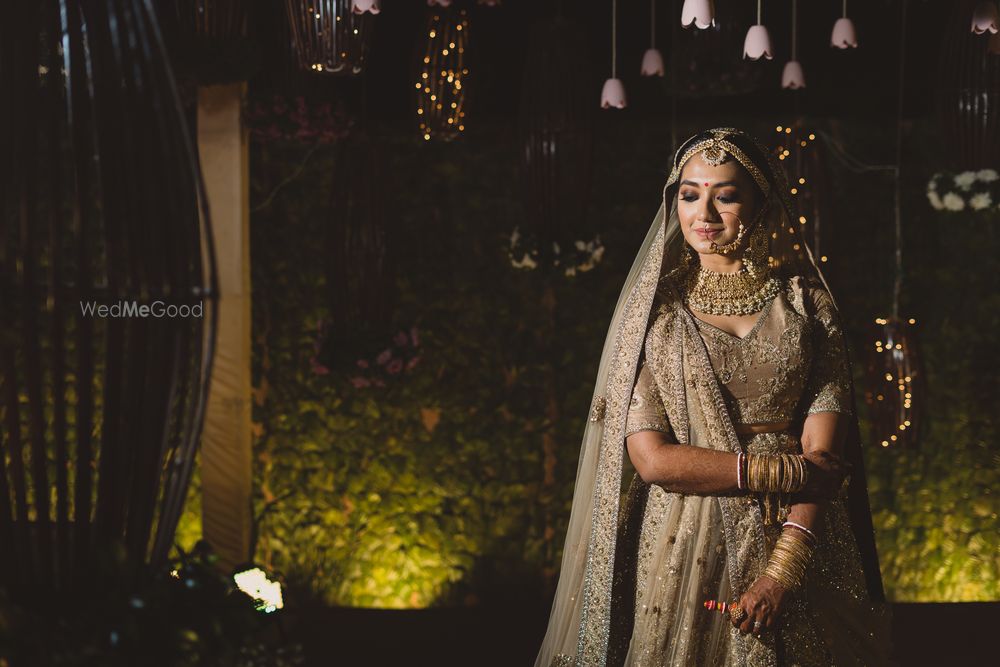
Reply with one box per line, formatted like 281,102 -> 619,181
533,128 -> 886,667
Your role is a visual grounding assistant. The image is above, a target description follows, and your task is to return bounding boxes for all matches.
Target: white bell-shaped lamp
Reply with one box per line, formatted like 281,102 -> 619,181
831,17 -> 858,48
972,1 -> 1000,34
352,0 -> 381,14
744,25 -> 773,60
782,61 -> 806,89
681,0 -> 715,30
641,48 -> 666,76
601,78 -> 627,109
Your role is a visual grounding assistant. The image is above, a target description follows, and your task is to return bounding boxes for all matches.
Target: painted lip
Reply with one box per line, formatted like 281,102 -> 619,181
695,228 -> 722,239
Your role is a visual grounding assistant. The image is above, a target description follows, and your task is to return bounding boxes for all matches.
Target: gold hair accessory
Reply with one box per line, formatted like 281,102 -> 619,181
701,130 -> 730,166
668,128 -> 771,197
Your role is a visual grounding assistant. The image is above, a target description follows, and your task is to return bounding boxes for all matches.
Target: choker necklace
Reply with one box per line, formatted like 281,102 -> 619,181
680,262 -> 780,316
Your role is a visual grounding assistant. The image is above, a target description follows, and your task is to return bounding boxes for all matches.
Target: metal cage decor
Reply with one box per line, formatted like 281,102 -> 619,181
285,0 -> 375,75
0,0 -> 218,596
935,0 -> 1000,170
415,6 -> 470,141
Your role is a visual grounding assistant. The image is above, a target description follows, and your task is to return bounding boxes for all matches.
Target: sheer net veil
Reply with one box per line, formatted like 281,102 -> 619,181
534,128 -> 884,667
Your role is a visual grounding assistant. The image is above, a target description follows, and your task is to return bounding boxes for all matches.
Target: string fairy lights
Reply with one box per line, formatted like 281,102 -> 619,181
415,7 -> 469,141
772,124 -> 822,265
867,0 -> 922,450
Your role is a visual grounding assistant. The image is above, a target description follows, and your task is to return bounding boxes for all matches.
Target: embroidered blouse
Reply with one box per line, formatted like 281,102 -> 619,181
624,275 -> 853,439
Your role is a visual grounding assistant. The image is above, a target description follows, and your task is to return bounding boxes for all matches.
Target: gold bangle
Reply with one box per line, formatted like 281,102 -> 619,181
763,528 -> 816,590
745,454 -> 808,493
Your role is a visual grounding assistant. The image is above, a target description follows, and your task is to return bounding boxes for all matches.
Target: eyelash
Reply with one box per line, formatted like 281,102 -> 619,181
680,193 -> 738,204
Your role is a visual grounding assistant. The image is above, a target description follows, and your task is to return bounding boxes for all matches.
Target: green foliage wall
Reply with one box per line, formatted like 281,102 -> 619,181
177,116 -> 998,606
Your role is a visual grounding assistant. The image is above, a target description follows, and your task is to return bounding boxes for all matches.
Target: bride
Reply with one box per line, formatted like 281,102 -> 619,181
534,128 -> 894,666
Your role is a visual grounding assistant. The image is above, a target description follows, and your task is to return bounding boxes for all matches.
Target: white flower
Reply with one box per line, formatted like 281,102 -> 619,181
927,190 -> 944,210
970,192 -> 993,210
976,168 -> 999,182
592,245 -> 606,263
552,241 -> 560,254
942,192 -> 966,211
574,239 -> 586,251
953,171 -> 977,191
564,266 -> 577,277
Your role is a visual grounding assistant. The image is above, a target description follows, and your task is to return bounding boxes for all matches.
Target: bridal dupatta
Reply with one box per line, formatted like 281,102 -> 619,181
534,128 -> 887,667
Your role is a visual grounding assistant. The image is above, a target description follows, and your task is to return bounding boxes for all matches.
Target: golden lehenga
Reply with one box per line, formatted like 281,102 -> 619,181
606,275 -> 893,666
533,128 -> 893,667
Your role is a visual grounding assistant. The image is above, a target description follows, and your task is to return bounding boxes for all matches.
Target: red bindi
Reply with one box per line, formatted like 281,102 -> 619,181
703,182 -> 710,186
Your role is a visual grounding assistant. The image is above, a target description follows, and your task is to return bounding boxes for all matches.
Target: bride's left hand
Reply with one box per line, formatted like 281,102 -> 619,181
733,575 -> 787,636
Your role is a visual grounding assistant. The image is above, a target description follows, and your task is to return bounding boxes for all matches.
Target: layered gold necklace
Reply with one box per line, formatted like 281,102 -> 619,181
680,261 -> 780,316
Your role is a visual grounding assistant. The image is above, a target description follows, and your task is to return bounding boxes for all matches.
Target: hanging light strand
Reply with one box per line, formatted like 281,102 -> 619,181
792,0 -> 798,60
650,0 -> 656,48
892,0 -> 908,317
612,0 -> 618,78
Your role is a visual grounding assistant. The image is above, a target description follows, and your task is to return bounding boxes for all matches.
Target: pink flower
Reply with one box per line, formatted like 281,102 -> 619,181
356,359 -> 369,369
350,376 -> 371,388
387,359 -> 404,374
410,326 -> 420,347
376,349 -> 392,365
405,356 -> 421,370
393,330 -> 409,346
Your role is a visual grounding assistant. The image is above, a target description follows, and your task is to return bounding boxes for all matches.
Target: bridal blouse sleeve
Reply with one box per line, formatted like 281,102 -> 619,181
803,286 -> 854,416
624,360 -> 675,439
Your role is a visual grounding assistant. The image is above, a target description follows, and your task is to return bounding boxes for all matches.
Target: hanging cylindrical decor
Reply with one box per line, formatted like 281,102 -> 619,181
601,0 -> 627,108
0,0 -> 218,596
513,17 -> 599,277
866,318 -> 924,449
771,124 -> 831,267
867,0 -> 923,451
286,0 -> 375,75
743,1 -> 774,61
935,0 -> 1000,170
782,0 -> 805,89
831,0 -> 859,48
415,6 -> 469,141
641,0 -> 665,76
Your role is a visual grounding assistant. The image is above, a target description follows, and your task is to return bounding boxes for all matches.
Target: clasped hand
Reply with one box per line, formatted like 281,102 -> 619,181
732,449 -> 849,636
795,449 -> 851,502
732,574 -> 786,636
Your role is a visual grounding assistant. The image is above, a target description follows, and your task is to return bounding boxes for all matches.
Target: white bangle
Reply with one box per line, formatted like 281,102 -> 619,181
782,520 -> 818,543
737,452 -> 744,490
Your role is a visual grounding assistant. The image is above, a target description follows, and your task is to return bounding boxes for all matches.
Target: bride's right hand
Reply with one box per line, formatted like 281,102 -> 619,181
795,450 -> 851,501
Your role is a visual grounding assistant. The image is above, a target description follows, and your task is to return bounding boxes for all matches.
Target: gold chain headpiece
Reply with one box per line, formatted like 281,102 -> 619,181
667,128 -> 772,198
